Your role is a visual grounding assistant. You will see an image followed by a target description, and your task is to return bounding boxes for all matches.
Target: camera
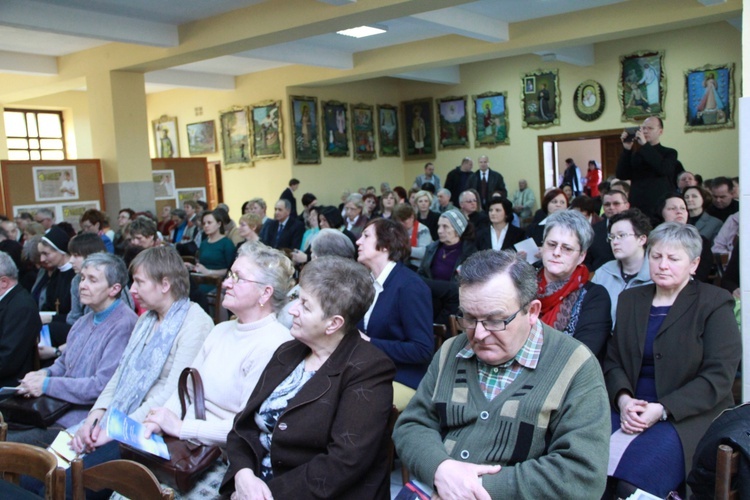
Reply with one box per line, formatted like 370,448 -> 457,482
623,127 -> 639,143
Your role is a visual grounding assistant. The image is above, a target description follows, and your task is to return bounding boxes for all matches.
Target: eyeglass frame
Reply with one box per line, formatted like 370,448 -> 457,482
455,303 -> 529,333
606,232 -> 636,243
542,239 -> 581,256
224,270 -> 266,286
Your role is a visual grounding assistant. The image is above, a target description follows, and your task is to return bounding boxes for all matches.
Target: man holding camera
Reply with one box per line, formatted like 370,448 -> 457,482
616,116 -> 678,219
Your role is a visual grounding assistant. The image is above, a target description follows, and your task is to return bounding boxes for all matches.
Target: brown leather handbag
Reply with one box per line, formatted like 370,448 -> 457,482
120,367 -> 222,493
0,394 -> 72,429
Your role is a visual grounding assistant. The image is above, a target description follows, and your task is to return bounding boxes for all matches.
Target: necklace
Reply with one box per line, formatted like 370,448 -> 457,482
440,246 -> 459,260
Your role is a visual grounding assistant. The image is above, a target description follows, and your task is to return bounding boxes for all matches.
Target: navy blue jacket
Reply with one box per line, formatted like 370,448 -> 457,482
358,263 -> 433,389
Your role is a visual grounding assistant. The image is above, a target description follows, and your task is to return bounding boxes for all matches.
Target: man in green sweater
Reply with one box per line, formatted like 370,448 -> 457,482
394,250 -> 609,499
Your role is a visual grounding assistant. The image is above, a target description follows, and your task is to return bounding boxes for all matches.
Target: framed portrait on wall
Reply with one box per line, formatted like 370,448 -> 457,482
350,103 -> 376,161
684,63 -> 734,131
472,91 -> 509,147
290,95 -> 320,164
402,98 -> 435,160
436,96 -> 469,150
152,170 -> 176,200
32,165 -> 78,201
61,200 -> 101,233
573,80 -> 605,122
618,50 -> 666,122
250,100 -> 283,160
521,69 -> 559,128
152,115 -> 179,158
376,104 -> 399,157
219,106 -> 252,169
186,120 -> 216,156
321,100 -> 350,157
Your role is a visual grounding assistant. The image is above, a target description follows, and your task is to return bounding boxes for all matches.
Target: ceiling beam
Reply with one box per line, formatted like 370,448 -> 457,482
0,0 -> 178,47
144,70 -> 235,90
411,7 -> 509,43
0,50 -> 57,75
239,43 -> 353,69
392,66 -> 460,85
317,0 -> 357,4
533,44 -> 595,66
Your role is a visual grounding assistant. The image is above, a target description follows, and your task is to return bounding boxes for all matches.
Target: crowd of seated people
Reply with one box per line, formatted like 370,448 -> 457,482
0,155 -> 741,499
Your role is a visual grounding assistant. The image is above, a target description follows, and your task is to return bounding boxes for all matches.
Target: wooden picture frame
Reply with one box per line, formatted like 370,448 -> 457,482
152,115 -> 179,158
402,98 -> 435,160
684,63 -> 735,131
436,96 -> 469,150
573,80 -> 605,122
376,104 -> 399,157
250,100 -> 283,160
321,100 -> 349,157
186,120 -> 216,156
472,91 -> 509,147
219,106 -> 252,169
350,103 -> 376,161
290,95 -> 320,165
521,69 -> 560,128
618,50 -> 666,122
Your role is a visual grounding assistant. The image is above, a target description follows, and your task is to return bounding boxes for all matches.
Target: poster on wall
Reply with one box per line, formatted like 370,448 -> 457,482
684,63 -> 735,131
618,50 -> 666,122
61,201 -> 101,233
152,170 -> 176,199
12,203 -> 58,222
472,91 -> 509,147
176,188 -> 207,205
32,166 -> 78,201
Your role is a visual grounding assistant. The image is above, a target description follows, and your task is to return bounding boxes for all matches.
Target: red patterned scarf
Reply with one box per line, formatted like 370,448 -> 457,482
537,264 -> 589,330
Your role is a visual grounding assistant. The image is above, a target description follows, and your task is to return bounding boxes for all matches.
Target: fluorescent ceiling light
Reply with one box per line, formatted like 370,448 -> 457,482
336,25 -> 386,38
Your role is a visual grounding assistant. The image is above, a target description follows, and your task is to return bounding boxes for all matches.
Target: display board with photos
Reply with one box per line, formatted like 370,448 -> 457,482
151,157 -> 211,215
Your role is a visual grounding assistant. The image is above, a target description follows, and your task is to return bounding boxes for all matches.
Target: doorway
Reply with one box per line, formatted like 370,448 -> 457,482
537,128 -> 625,195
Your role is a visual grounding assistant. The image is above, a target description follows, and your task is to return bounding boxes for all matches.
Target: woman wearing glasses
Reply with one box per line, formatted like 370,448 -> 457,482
142,242 -> 294,459
536,210 -> 611,359
592,209 -> 653,328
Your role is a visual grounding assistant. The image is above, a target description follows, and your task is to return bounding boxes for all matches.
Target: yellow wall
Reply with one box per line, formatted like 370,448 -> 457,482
11,21 -> 741,216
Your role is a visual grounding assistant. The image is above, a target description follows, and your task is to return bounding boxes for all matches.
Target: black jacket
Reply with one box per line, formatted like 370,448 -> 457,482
0,285 -> 41,387
261,218 -> 304,250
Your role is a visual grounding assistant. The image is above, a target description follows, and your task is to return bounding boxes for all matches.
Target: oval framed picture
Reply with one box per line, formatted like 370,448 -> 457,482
574,80 -> 605,121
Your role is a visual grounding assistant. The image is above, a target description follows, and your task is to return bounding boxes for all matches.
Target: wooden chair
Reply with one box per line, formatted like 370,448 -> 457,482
716,443 -> 740,500
433,323 -> 447,352
71,458 -> 174,500
448,314 -> 462,338
0,441 -> 65,499
181,255 -> 196,266
0,412 -> 7,441
190,273 -> 225,324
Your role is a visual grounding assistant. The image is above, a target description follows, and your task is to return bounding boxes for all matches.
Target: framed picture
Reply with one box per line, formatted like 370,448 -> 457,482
290,95 -> 320,164
402,98 -> 435,160
436,96 -> 469,150
521,69 -> 559,128
219,106 -> 252,169
574,80 -> 605,122
186,120 -> 216,155
524,77 -> 536,94
618,50 -> 666,122
176,187 -> 207,205
32,166 -> 78,201
350,103 -> 376,161
376,104 -> 399,157
153,115 -> 179,158
61,201 -> 101,233
13,203 -> 58,221
321,100 -> 349,157
250,100 -> 284,160
152,170 -> 176,200
684,63 -> 735,131
472,92 -> 509,147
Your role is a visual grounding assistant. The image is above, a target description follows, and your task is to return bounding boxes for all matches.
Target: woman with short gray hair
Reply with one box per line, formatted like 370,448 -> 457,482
536,209 -> 611,359
603,221 -> 741,497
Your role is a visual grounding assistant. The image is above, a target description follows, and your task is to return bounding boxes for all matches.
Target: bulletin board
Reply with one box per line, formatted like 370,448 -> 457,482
151,157 -> 210,215
1,160 -> 104,225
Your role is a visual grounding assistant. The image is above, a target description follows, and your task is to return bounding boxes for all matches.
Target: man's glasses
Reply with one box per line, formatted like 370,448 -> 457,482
607,233 -> 635,242
456,305 -> 526,333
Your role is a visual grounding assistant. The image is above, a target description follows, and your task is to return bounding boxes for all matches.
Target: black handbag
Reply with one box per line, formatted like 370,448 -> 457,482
120,367 -> 222,493
0,394 -> 72,428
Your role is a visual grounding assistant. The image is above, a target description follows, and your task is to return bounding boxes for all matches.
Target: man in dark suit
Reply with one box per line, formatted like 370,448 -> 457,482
262,199 -> 304,250
0,252 -> 41,388
467,155 -> 506,211
707,177 -> 739,223
585,189 -> 630,271
444,157 -> 474,206
279,178 -> 300,220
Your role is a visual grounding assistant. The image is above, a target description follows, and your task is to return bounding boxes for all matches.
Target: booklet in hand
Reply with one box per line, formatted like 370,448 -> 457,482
104,408 -> 170,460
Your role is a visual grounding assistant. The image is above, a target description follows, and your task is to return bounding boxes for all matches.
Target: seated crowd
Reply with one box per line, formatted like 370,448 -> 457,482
0,150 -> 742,499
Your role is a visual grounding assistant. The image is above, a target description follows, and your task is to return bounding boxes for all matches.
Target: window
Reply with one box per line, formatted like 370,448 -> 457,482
3,109 -> 66,161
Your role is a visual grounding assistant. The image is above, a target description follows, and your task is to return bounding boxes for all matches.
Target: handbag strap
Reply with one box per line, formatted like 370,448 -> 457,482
177,367 -> 207,421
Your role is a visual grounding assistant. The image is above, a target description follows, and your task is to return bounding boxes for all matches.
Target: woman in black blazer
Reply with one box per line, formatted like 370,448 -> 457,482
603,222 -> 741,499
476,196 -> 525,251
414,190 -> 440,240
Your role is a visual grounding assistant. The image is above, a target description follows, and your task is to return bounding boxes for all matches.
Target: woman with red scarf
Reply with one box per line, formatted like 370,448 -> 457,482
537,210 -> 611,360
393,203 -> 432,271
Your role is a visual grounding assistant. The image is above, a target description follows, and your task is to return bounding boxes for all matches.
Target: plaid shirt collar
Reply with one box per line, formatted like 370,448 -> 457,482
456,319 -> 544,370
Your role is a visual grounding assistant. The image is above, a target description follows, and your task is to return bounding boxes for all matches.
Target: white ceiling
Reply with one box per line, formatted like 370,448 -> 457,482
0,0 -> 738,93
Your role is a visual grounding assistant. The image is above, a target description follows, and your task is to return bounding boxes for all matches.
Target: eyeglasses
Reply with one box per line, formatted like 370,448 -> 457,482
456,305 -> 526,333
463,199 -> 477,204
602,201 -> 624,208
224,270 -> 266,286
607,233 -> 636,242
543,240 -> 580,256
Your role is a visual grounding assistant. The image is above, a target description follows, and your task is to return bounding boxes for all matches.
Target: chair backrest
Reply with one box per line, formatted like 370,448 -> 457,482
715,443 -> 740,500
448,314 -> 462,338
189,273 -> 225,324
71,458 -> 174,500
433,323 -> 447,352
0,441 -> 64,499
0,412 -> 7,441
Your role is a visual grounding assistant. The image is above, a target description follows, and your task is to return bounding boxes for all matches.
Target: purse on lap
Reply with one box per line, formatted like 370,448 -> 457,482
0,394 -> 72,429
119,367 -> 222,493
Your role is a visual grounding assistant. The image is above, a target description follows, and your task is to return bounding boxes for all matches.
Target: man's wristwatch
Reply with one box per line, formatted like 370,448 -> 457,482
54,348 -> 62,358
